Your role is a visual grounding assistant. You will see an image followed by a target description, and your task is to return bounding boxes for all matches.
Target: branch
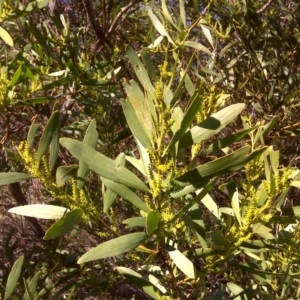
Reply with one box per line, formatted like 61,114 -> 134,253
256,0 -> 275,14
83,0 -> 108,48
107,0 -> 141,37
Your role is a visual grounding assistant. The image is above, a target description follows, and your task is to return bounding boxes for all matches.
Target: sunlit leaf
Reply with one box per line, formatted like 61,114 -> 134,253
117,267 -> 159,300
78,232 -> 147,263
166,244 -> 196,278
60,138 -> 150,192
44,209 -> 83,240
5,256 -> 24,299
9,204 -> 69,219
0,26 -> 13,47
148,9 -> 175,45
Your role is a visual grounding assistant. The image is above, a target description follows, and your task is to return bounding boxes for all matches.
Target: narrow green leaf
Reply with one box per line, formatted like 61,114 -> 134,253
56,165 -> 78,187
123,80 -> 154,141
0,172 -> 32,185
103,154 -> 126,212
149,274 -> 167,294
48,70 -> 66,76
77,119 -> 98,189
11,96 -> 55,105
227,282 -> 243,296
146,210 -> 160,235
164,93 -> 202,155
44,209 -> 83,240
123,217 -> 146,228
22,0 -> 49,11
172,178 -> 217,222
199,20 -> 214,48
27,123 -> 39,148
179,104 -> 245,148
184,41 -> 212,55
24,271 -> 41,300
127,47 -> 156,119
60,138 -> 150,192
0,26 -> 13,47
49,110 -> 61,171
179,0 -> 187,28
101,178 -> 149,212
37,111 -> 60,165
5,256 -> 24,299
206,127 -> 256,154
189,204 -> 207,248
170,52 -> 196,106
165,244 -> 196,278
141,48 -> 158,81
176,147 -> 266,186
9,64 -> 23,86
231,186 -> 241,226
8,204 -> 69,219
23,278 -> 34,300
43,77 -> 69,90
121,99 -> 153,151
117,267 -> 159,300
148,9 -> 175,44
78,232 -> 147,263
161,0 -> 179,30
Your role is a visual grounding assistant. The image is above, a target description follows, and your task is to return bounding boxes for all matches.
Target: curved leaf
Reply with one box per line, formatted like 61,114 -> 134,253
78,232 -> 147,264
179,103 -> 245,148
60,138 -> 150,192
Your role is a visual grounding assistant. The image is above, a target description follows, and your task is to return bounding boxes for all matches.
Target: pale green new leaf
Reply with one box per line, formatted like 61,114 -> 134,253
199,20 -> 214,48
0,172 -> 32,185
5,256 -> 24,299
9,204 -> 69,219
78,232 -> 147,264
0,26 -> 13,47
179,104 -> 245,148
117,267 -> 159,300
101,178 -> 149,212
166,245 -> 196,278
231,187 -> 241,226
148,9 -> 175,45
60,138 -> 150,192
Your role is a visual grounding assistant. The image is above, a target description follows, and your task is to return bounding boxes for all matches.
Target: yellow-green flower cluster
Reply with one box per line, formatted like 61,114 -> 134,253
0,67 -> 11,109
158,61 -> 173,79
0,1 -> 12,23
17,141 -> 98,222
